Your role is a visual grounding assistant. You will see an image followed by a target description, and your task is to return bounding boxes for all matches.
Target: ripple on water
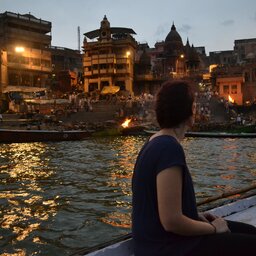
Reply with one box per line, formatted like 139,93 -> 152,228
0,136 -> 256,255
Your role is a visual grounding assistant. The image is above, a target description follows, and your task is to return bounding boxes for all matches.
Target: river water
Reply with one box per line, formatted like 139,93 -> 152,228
0,136 -> 256,255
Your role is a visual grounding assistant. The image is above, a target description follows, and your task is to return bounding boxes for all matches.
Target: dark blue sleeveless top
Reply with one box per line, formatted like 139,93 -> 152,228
132,135 -> 201,256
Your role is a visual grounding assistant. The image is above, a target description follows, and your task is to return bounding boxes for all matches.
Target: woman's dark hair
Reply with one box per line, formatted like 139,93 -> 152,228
155,80 -> 195,128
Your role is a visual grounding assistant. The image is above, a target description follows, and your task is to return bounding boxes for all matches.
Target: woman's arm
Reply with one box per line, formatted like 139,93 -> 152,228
157,166 -> 229,236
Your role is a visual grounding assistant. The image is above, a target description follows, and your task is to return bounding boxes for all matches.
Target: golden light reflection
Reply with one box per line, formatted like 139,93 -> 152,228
0,142 -> 60,248
14,223 -> 40,241
24,195 -> 43,204
213,184 -> 234,191
1,250 -> 26,256
220,174 -> 235,180
101,212 -> 131,228
107,137 -> 139,196
1,214 -> 20,229
102,137 -> 142,229
7,143 -> 52,183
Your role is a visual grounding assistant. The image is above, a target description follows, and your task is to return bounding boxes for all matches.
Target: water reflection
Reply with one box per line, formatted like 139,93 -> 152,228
100,136 -> 144,229
182,137 -> 256,198
0,142 -> 60,255
0,137 -> 255,255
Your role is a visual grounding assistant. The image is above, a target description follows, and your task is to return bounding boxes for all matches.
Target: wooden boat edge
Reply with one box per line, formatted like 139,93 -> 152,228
73,195 -> 256,256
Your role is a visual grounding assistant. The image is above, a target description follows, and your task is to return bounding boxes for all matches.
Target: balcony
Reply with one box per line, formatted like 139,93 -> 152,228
96,53 -> 115,59
6,27 -> 51,44
41,66 -> 52,72
84,56 -> 91,62
92,59 -> 99,65
116,69 -> 128,74
100,69 -> 107,74
92,70 -> 99,75
116,58 -> 128,64
84,61 -> 92,67
99,68 -> 116,74
84,71 -> 92,76
8,62 -> 51,73
108,68 -> 116,74
90,55 -> 116,65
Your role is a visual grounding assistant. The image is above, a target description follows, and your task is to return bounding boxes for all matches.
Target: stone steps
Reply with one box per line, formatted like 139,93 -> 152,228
61,102 -> 120,123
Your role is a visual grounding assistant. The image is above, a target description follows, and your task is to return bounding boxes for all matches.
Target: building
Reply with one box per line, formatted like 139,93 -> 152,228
50,46 -> 83,94
209,50 -> 236,66
134,43 -> 160,95
133,23 -> 203,95
216,75 -> 244,105
234,38 -> 256,64
0,11 -> 52,99
148,24 -> 201,81
211,64 -> 256,105
83,15 -> 137,95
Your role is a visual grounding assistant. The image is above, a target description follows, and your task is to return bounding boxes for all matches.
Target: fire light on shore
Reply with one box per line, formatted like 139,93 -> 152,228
121,118 -> 131,128
228,95 -> 235,103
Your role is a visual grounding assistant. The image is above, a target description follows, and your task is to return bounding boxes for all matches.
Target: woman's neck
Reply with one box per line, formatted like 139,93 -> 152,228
151,124 -> 187,142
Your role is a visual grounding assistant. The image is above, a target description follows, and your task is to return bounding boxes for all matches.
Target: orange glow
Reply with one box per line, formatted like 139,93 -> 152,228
15,46 -> 25,53
121,118 -> 131,128
228,95 -> 235,103
101,212 -> 131,228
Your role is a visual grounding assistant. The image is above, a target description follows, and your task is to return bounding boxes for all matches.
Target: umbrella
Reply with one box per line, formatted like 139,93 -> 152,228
101,85 -> 120,95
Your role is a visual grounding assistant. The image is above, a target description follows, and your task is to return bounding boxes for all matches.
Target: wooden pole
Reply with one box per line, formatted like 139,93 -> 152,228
197,183 -> 256,206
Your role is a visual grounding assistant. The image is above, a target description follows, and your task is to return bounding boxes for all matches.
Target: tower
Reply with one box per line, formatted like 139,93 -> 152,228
99,15 -> 111,41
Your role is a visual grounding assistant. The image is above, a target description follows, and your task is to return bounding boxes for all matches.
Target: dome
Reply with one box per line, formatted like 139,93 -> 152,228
164,23 -> 184,56
165,23 -> 182,43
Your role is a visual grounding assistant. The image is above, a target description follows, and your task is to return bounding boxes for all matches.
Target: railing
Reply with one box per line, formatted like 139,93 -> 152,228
1,11 -> 51,25
6,27 -> 51,44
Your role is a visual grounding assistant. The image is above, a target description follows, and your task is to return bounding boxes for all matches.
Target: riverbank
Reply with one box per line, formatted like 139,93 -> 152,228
1,98 -> 256,136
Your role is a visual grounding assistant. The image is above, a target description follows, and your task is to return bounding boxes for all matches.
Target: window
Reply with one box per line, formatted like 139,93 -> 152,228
223,85 -> 229,94
100,64 -> 107,69
116,64 -> 127,70
231,85 -> 237,94
31,58 -> 40,66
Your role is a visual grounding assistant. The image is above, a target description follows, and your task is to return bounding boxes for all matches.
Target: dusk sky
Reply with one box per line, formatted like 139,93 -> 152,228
1,0 -> 256,54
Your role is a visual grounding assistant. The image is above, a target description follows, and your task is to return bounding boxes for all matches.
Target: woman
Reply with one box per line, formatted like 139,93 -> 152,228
132,80 -> 256,256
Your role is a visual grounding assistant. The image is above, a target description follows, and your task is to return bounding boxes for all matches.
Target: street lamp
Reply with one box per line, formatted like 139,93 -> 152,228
15,46 -> 25,53
176,54 -> 185,77
15,46 -> 25,86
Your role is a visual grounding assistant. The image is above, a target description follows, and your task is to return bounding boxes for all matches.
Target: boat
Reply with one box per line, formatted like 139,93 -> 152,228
72,185 -> 256,256
185,131 -> 256,138
121,126 -> 148,136
0,128 -> 92,143
144,130 -> 256,138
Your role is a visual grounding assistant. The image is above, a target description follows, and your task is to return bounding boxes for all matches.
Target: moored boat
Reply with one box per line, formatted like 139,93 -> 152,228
0,128 -> 92,143
185,131 -> 256,138
72,188 -> 256,256
144,130 -> 256,138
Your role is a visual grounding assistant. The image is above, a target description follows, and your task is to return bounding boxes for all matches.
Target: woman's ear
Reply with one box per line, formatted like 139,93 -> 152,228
186,115 -> 194,129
